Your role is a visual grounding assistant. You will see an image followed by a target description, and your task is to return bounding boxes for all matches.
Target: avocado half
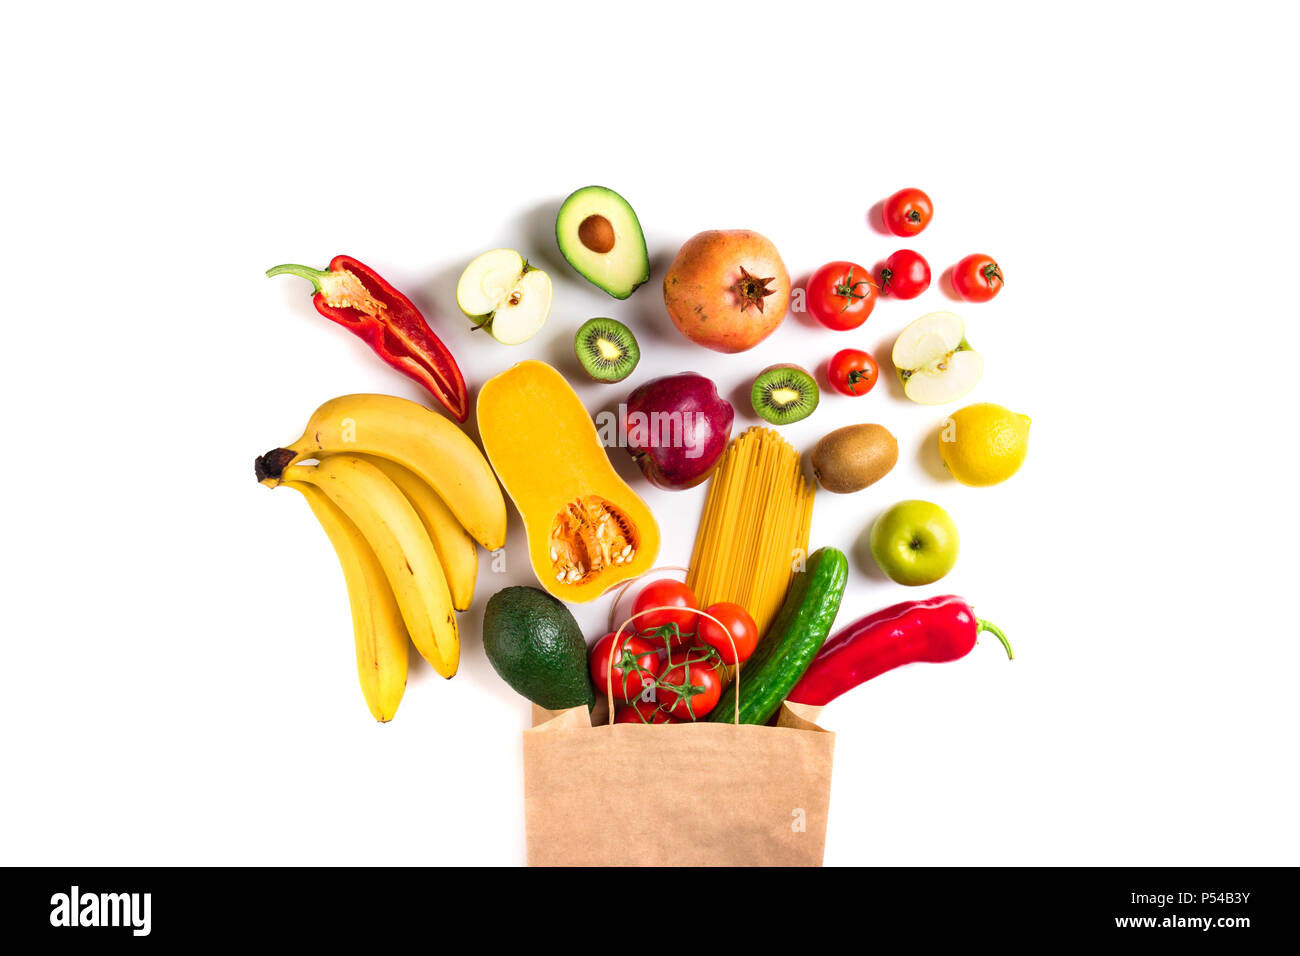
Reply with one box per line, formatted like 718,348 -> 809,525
555,185 -> 650,299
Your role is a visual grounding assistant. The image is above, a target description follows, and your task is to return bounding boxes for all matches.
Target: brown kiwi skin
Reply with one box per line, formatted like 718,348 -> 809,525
811,424 -> 898,493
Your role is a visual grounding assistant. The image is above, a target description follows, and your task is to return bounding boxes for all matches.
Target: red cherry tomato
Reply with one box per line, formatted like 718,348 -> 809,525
951,253 -> 1005,302
878,249 -> 931,299
589,632 -> 662,702
806,260 -> 878,331
827,349 -> 879,397
657,645 -> 724,720
697,602 -> 758,664
882,188 -> 933,237
614,698 -> 678,724
632,579 -> 699,647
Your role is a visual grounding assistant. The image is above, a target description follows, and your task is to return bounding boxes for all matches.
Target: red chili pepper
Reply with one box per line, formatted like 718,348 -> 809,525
267,256 -> 468,422
787,595 -> 1012,706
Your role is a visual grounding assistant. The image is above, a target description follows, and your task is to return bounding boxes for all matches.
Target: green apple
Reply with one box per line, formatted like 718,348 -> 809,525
869,500 -> 959,586
456,248 -> 552,345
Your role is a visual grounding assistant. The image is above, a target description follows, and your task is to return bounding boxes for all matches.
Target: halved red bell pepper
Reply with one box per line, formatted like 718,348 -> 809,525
267,255 -> 468,421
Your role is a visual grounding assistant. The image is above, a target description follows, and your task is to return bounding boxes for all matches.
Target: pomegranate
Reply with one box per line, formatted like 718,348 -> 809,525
663,230 -> 790,353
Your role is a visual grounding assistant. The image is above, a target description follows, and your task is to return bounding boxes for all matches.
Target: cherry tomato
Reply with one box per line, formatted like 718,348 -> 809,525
614,698 -> 678,724
697,602 -> 758,664
827,349 -> 879,397
589,632 -> 662,702
952,253 -> 1004,302
882,187 -> 933,237
632,579 -> 699,647
657,645 -> 724,721
806,260 -> 877,331
878,249 -> 931,299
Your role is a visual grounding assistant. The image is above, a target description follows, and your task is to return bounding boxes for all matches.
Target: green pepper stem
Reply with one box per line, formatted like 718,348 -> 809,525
266,263 -> 331,291
977,618 -> 1014,660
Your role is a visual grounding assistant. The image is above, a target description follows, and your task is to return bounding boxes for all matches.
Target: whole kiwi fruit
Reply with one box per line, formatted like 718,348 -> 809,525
811,424 -> 898,493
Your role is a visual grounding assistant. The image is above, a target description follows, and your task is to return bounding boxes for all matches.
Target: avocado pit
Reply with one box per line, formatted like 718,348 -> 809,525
578,214 -> 616,254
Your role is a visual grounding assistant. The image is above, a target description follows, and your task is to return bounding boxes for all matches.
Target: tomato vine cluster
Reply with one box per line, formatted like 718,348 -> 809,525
592,579 -> 758,723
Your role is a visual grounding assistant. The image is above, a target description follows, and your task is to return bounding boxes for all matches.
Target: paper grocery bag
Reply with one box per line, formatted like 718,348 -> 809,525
523,702 -> 834,866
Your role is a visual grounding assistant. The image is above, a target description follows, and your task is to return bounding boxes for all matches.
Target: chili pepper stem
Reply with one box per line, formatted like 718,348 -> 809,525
266,263 -> 332,291
976,618 -> 1014,660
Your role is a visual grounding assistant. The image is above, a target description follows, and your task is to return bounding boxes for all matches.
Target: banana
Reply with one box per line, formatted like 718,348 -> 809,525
283,455 -> 460,678
285,480 -> 408,722
256,394 -> 506,551
355,455 -> 477,611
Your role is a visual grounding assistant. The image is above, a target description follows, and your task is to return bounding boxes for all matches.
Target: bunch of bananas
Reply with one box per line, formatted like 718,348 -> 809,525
256,394 -> 507,721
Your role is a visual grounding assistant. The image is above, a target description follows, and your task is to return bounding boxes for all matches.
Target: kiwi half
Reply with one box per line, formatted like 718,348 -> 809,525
751,364 -> 819,424
574,317 -> 640,383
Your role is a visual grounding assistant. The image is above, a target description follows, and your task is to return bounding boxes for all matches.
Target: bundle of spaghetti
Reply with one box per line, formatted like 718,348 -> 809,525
687,426 -> 815,636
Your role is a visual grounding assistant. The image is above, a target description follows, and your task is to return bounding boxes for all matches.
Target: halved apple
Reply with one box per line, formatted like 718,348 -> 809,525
892,311 -> 983,404
456,248 -> 552,345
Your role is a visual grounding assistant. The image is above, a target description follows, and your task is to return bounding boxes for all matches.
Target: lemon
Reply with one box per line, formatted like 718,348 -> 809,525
938,403 -> 1031,486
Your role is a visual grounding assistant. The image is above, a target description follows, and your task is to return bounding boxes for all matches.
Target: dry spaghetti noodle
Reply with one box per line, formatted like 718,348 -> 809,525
686,427 -> 815,636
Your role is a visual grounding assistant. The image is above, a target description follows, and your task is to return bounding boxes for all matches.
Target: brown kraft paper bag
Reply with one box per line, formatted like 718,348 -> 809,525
523,700 -> 833,866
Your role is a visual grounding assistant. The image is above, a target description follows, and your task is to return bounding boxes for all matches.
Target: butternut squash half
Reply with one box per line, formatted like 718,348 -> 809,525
477,360 -> 660,602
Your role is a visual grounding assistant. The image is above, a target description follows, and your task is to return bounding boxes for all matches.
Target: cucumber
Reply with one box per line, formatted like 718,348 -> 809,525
709,547 -> 848,725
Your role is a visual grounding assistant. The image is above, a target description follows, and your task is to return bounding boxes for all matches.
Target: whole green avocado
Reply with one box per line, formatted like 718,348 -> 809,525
482,586 -> 595,711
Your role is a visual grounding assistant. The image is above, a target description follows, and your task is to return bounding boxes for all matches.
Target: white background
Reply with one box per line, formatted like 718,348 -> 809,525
2,1 -> 1297,866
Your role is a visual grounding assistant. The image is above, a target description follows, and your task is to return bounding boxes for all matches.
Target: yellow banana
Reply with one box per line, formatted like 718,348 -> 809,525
256,394 -> 506,551
285,480 -> 408,722
355,455 -> 477,611
283,455 -> 459,678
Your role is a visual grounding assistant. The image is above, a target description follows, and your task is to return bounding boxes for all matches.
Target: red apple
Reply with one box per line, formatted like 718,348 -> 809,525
622,373 -> 733,489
